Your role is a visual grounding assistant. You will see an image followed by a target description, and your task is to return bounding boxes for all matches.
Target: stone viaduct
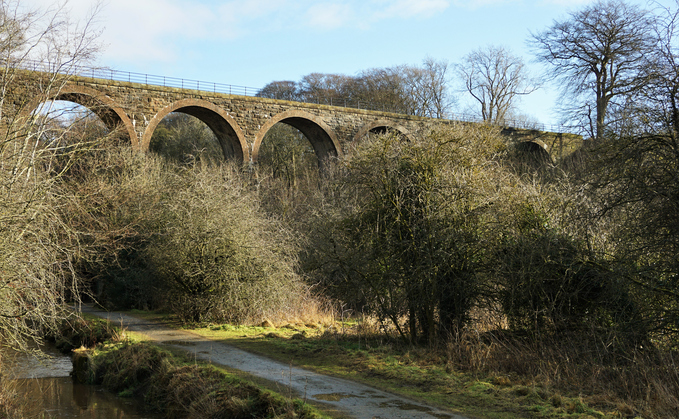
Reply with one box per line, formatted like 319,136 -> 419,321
11,69 -> 581,166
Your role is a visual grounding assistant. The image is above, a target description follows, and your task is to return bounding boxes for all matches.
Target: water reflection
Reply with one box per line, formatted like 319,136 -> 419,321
3,345 -> 72,380
14,377 -> 158,418
3,345 -> 160,418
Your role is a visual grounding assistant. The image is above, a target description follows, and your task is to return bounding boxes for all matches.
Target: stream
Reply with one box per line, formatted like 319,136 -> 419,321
2,344 -> 160,418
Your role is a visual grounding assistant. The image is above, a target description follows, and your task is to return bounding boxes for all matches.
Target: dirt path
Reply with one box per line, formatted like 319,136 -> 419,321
81,305 -> 467,419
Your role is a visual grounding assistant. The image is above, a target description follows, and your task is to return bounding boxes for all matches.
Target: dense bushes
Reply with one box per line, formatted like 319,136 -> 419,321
19,116 -> 662,351
305,126 -> 520,342
144,165 -> 307,323
61,148 -> 313,324
581,134 -> 679,347
495,228 -> 642,339
296,124 -> 652,349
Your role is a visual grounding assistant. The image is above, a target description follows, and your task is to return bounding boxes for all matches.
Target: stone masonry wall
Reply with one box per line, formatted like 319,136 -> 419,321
8,71 -> 581,164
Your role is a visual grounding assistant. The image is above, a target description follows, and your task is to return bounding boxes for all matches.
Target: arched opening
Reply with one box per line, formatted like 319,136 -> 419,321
253,111 -> 341,171
149,112 -> 224,166
515,141 -> 552,163
35,100 -> 109,146
142,100 -> 247,165
257,122 -> 319,188
32,86 -> 138,147
368,126 -> 390,135
31,99 -> 127,181
512,141 -> 553,171
354,121 -> 411,144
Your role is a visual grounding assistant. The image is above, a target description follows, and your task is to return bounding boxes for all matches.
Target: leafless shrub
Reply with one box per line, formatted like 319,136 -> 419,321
0,0 -> 103,353
147,163 -> 311,323
304,124 -> 522,344
61,147 -> 321,325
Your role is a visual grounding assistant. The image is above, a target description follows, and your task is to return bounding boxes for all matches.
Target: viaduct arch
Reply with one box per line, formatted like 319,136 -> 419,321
252,110 -> 342,168
142,99 -> 248,162
31,85 -> 138,147
353,120 -> 412,142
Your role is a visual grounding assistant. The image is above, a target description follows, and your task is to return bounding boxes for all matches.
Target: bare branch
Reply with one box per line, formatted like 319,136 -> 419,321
457,45 -> 539,125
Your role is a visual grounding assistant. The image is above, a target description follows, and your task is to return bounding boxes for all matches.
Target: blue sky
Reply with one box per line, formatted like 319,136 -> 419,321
24,0 -> 670,126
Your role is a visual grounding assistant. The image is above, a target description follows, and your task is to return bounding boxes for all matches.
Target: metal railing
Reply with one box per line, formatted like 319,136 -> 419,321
18,59 -> 258,97
14,59 -> 568,133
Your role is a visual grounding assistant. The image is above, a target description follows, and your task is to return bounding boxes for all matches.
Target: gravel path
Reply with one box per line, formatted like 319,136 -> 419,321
81,305 -> 468,419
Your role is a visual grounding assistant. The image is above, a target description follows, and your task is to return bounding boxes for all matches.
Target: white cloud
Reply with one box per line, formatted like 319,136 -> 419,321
539,0 -> 594,6
298,0 -> 450,30
305,3 -> 355,29
218,0 -> 291,19
20,0 -> 227,63
100,0 -> 227,62
375,0 -> 450,19
450,0 -> 594,9
449,0 -> 513,9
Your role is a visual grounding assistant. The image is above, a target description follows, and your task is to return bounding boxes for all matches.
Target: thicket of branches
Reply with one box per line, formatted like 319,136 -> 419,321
0,0 -> 102,351
58,147 -> 316,324
293,124 -> 644,349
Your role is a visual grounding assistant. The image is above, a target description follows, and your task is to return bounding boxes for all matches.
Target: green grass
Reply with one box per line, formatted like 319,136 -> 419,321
115,311 -> 631,419
77,339 -> 330,418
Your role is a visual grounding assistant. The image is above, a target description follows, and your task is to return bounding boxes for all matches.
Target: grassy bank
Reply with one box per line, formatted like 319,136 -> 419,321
163,315 -> 667,419
74,339 -> 328,419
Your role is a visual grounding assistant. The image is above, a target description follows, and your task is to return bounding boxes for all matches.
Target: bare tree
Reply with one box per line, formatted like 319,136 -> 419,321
256,80 -> 299,101
356,62 -> 453,116
576,2 -> 679,340
298,72 -> 359,105
401,58 -> 454,118
530,0 -> 656,139
260,58 -> 454,117
422,57 -> 455,118
457,45 -> 538,125
355,67 -> 414,113
634,1 -> 679,137
0,0 -> 103,351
